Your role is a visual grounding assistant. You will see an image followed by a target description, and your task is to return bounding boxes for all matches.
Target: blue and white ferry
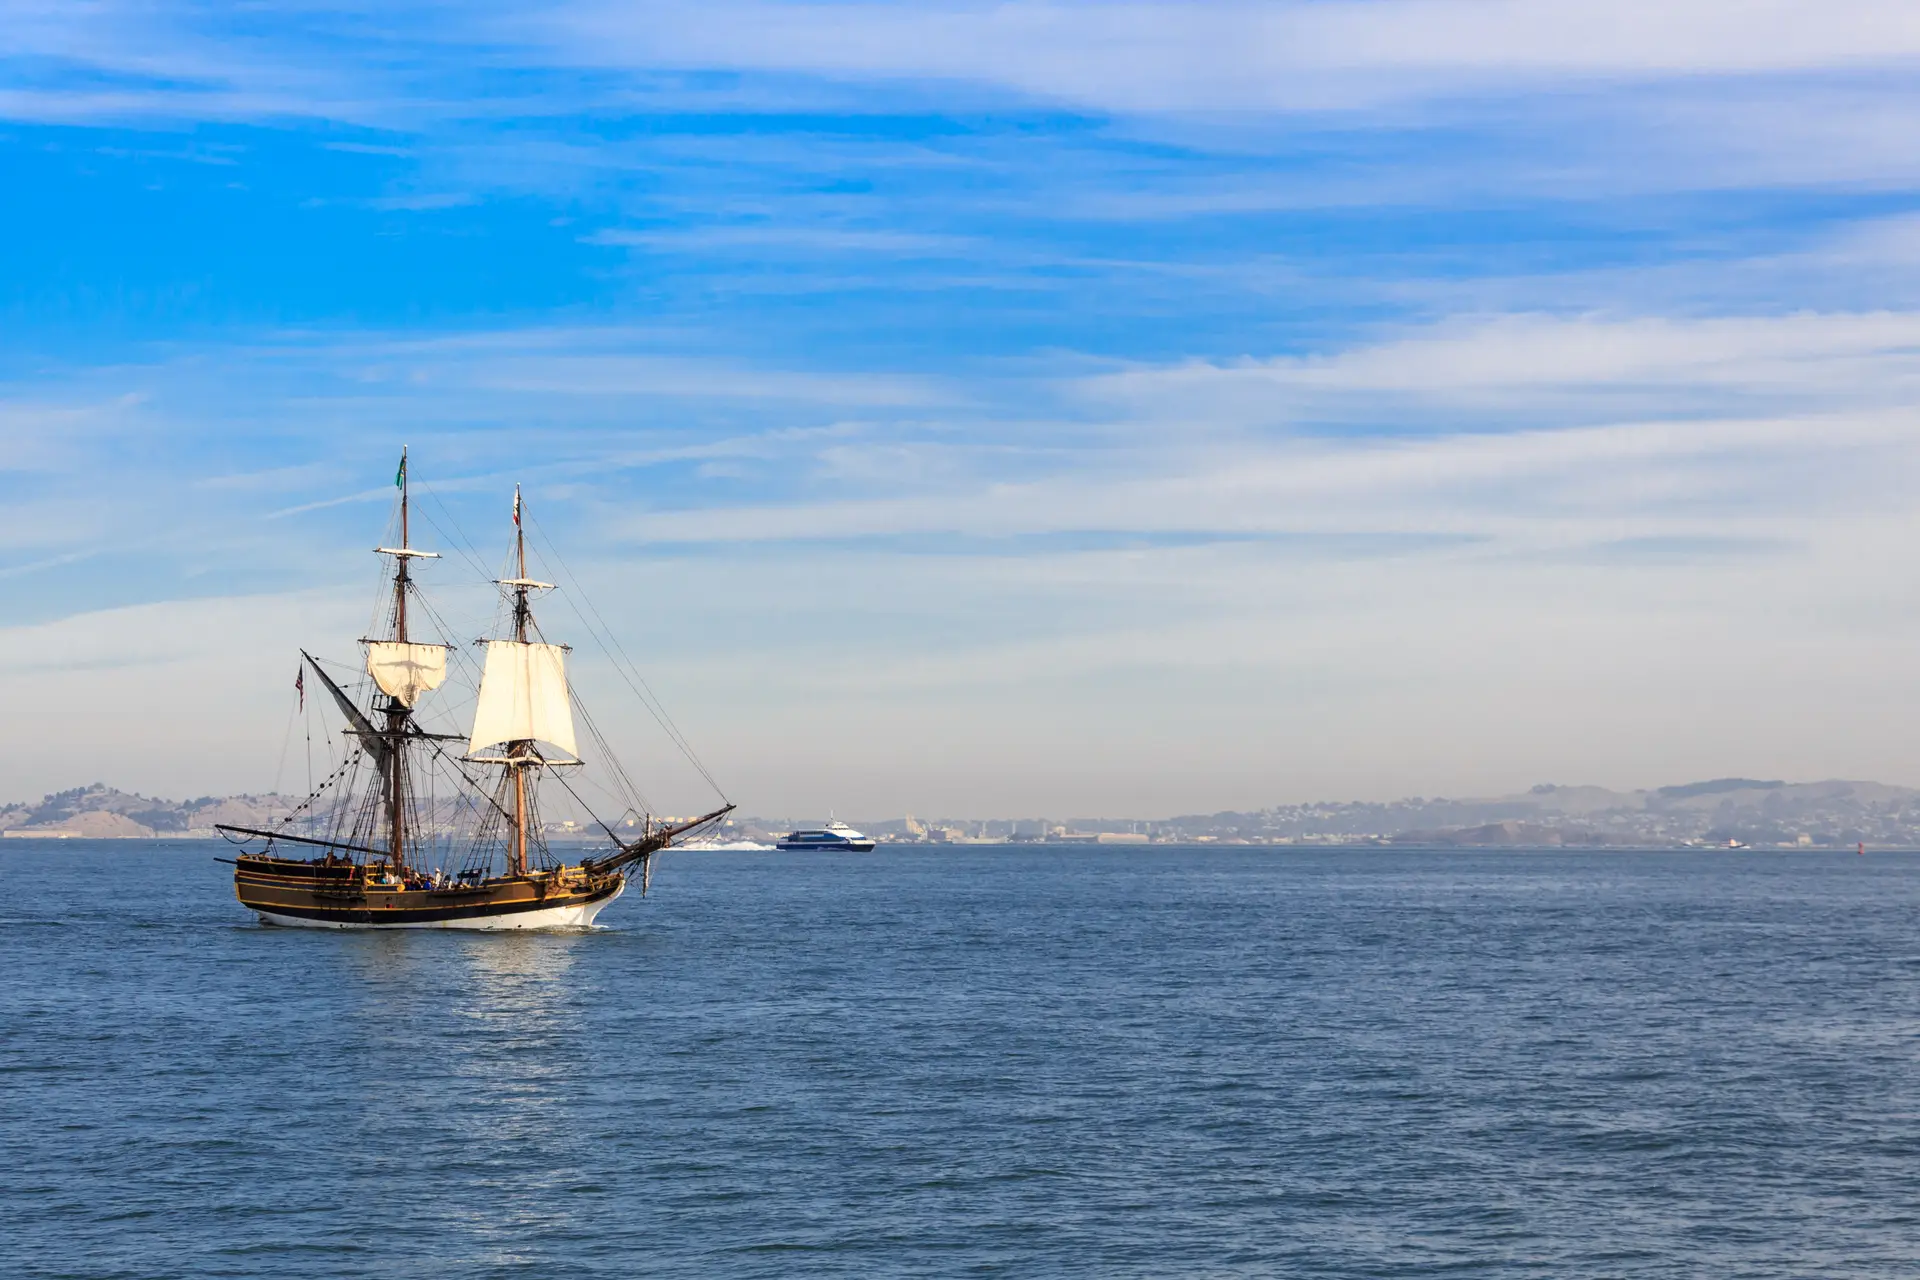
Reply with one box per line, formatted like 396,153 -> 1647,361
775,821 -> 877,852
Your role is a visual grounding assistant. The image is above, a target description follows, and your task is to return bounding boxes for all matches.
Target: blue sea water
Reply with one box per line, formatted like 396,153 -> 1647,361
3,840 -> 1918,1278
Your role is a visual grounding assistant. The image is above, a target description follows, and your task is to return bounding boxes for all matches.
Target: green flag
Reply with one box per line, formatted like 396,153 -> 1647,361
395,454 -> 406,488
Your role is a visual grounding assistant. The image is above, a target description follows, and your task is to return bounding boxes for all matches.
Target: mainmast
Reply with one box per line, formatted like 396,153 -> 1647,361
509,485 -> 532,877
466,485 -> 578,880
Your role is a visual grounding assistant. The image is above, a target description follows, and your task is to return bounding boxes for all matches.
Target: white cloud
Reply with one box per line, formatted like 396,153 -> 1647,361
612,407 -> 1913,551
10,0 -> 1920,207
545,1 -> 1920,112
230,326 -> 949,407
602,309 -> 1920,549
11,1 -> 1919,124
1083,311 -> 1920,422
11,301 -> 1920,811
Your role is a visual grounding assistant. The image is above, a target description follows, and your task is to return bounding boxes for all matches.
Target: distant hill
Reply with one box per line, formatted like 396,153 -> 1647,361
0,785 -> 293,839
11,777 -> 1920,847
1159,779 -> 1920,847
1655,777 -> 1784,800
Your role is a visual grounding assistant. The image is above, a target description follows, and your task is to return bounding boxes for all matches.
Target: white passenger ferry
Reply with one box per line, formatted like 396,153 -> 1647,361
775,821 -> 877,852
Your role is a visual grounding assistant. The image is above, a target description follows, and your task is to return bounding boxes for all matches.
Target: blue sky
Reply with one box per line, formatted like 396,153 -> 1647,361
8,2 -> 1920,815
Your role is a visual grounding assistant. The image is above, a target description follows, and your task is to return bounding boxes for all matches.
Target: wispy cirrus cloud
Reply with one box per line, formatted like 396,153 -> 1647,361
22,2 -> 1920,117
538,1 -> 1920,110
614,408 -> 1916,548
12,2 -> 1920,190
1079,311 -> 1920,428
588,225 -> 976,257
560,308 -> 1920,554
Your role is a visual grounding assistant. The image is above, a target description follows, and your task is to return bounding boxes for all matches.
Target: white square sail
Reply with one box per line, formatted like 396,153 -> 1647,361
468,640 -> 578,758
365,642 -> 448,708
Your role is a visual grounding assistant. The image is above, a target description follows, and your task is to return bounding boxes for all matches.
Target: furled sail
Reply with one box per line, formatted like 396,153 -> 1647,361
365,642 -> 448,708
468,641 -> 578,758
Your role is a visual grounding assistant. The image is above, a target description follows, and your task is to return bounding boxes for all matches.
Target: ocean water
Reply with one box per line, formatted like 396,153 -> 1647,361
3,841 -> 1918,1278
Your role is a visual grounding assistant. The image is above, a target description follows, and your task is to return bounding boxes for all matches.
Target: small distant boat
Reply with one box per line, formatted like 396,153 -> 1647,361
776,821 -> 876,852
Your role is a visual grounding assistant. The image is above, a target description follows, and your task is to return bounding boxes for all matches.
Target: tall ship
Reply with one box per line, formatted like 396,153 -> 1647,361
218,452 -> 732,928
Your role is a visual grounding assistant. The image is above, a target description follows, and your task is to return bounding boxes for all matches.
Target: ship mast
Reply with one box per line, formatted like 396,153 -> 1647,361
367,447 -> 443,871
465,485 -> 578,880
508,484 -> 532,878
386,449 -> 413,869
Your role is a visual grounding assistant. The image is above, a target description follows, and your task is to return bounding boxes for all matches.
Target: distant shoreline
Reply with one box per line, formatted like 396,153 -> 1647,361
6,833 -> 1914,854
10,777 -> 1919,851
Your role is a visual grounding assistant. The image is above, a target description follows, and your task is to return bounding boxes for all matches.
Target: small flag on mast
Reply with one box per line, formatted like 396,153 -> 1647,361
295,666 -> 305,711
513,486 -> 521,527
395,452 -> 407,489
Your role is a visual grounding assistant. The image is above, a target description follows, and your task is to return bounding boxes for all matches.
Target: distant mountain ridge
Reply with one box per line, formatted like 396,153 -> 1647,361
835,778 -> 1920,848
1155,778 -> 1920,847
0,785 -> 293,839
10,778 -> 1920,847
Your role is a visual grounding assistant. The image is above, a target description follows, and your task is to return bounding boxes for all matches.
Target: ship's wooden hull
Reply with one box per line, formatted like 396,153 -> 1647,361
232,854 -> 626,930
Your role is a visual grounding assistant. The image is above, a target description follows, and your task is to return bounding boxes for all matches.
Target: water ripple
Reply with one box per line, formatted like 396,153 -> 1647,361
3,843 -> 1918,1277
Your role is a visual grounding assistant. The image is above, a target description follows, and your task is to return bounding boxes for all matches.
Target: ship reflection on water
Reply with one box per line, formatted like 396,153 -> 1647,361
447,935 -> 608,1263
454,932 -> 585,1093
329,930 -> 610,1264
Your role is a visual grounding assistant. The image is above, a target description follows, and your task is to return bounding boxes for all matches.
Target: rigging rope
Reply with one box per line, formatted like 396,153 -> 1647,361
272,694 -> 298,798
568,683 -> 654,817
548,763 -> 627,848
522,508 -> 728,800
274,752 -> 364,828
413,482 -> 500,584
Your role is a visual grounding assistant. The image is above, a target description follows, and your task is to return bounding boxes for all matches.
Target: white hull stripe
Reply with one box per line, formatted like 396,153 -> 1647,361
254,881 -> 624,931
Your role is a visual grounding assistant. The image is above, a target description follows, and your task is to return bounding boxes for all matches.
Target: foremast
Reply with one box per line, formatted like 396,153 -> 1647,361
369,447 -> 445,872
221,450 -> 451,869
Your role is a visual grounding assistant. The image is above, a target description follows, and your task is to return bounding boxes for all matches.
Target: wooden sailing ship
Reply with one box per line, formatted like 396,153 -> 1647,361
219,452 -> 732,929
